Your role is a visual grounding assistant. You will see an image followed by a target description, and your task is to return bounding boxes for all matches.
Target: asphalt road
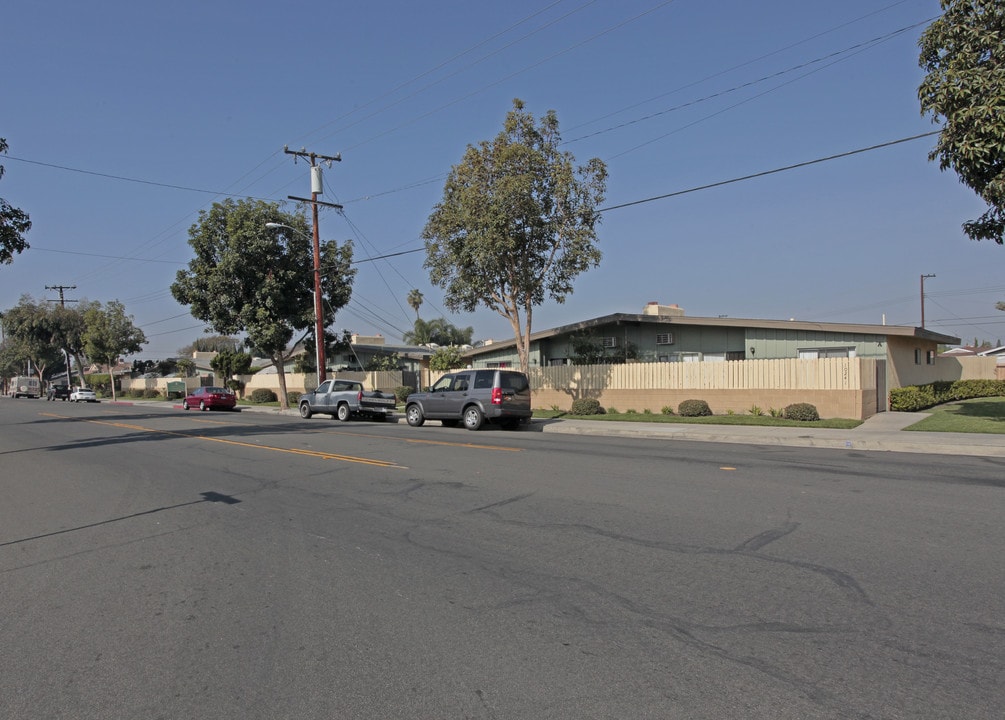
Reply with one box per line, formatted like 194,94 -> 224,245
2,398 -> 1003,719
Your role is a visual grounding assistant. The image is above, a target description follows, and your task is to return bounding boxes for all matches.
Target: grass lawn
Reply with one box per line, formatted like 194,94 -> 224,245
532,409 -> 862,430
903,397 -> 1005,434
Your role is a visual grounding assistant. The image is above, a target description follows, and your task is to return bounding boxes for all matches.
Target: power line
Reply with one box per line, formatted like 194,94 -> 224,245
599,131 -> 941,212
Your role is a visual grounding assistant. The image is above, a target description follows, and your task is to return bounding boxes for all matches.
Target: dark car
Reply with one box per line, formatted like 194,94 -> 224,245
405,369 -> 532,430
183,386 -> 237,411
47,383 -> 70,401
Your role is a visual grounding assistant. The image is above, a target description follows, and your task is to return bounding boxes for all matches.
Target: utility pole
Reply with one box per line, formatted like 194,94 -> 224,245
45,284 -> 77,383
920,274 -> 936,329
284,146 -> 343,384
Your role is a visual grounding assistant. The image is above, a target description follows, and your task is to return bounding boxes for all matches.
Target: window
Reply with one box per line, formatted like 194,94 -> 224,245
656,332 -> 673,345
601,336 -> 618,348
798,347 -> 854,359
927,350 -> 936,365
914,348 -> 922,365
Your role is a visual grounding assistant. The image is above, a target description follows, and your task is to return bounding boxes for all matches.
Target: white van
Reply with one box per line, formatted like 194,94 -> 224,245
10,376 -> 41,398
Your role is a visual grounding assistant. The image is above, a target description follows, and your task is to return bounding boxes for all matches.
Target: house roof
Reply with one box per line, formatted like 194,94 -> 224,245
464,312 -> 961,356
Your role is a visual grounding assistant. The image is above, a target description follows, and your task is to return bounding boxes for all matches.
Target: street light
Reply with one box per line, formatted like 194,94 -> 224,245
266,222 -> 326,384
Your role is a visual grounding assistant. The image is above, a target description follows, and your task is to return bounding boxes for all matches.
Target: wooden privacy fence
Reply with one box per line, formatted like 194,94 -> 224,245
531,357 -> 865,391
528,358 -> 879,420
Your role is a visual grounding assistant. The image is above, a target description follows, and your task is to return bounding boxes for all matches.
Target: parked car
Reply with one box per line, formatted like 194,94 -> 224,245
70,386 -> 98,403
47,383 -> 70,401
405,369 -> 532,430
299,379 -> 396,421
183,386 -> 237,411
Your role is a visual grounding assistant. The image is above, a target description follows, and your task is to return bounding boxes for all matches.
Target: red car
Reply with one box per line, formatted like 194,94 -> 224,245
182,386 -> 237,411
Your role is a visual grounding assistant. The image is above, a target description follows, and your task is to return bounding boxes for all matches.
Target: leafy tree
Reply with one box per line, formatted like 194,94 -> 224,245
170,199 -> 355,408
429,346 -> 466,372
1,138 -> 32,265
402,317 -> 474,346
407,289 -> 424,319
50,301 -> 96,386
210,348 -> 252,390
367,352 -> 401,371
2,295 -> 62,382
422,99 -> 607,373
179,335 -> 242,355
0,338 -> 25,381
155,358 -> 179,376
82,300 -> 147,401
132,359 -> 156,373
919,0 -> 1005,243
176,358 -> 195,377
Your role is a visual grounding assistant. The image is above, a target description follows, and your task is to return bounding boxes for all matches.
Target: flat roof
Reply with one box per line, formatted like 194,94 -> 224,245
465,313 -> 960,355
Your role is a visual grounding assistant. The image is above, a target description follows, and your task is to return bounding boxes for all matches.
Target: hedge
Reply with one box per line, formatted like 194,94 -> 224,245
889,379 -> 1005,412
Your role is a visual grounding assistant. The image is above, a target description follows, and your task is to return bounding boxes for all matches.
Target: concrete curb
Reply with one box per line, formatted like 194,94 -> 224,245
104,401 -> 1005,457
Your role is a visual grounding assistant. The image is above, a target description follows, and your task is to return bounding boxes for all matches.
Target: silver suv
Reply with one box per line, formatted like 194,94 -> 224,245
405,369 -> 532,430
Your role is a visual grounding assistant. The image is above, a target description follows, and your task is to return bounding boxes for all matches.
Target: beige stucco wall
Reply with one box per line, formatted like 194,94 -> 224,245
532,387 -> 873,420
121,354 -> 996,419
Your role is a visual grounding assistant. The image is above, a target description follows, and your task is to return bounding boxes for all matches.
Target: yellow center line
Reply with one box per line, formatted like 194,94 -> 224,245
42,413 -> 407,469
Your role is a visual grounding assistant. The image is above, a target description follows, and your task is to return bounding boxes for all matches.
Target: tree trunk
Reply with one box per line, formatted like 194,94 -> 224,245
272,353 -> 290,409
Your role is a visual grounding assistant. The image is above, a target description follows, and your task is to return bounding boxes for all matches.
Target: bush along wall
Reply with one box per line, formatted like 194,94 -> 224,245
889,379 -> 1005,412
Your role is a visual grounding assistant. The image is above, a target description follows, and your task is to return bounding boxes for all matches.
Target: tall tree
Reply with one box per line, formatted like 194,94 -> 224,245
402,317 -> 474,346
82,300 -> 147,401
919,0 -> 1005,243
0,138 -> 32,265
50,301 -> 96,386
179,335 -> 242,355
210,348 -> 252,389
406,289 -> 424,319
171,199 -> 355,408
2,295 -> 62,382
422,99 -> 607,373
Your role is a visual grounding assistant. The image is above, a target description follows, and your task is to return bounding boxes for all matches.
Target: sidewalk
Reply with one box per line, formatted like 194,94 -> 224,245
112,400 -> 1005,458
531,412 -> 1005,457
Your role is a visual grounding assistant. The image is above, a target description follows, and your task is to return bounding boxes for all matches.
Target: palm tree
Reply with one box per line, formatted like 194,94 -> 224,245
402,318 -> 433,346
407,289 -> 423,320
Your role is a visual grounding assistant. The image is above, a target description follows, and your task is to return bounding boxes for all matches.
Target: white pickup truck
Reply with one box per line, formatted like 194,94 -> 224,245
298,379 -> 396,422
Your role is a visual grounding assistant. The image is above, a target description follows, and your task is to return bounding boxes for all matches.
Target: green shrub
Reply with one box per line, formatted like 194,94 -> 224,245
142,389 -> 161,399
395,386 -> 415,404
661,405 -> 675,415
570,398 -> 605,415
606,407 -> 618,415
287,391 -> 302,405
889,379 -> 1005,411
784,402 -> 819,421
626,408 -> 638,414
126,388 -> 145,398
678,399 -> 712,417
249,388 -> 278,403
748,405 -> 763,416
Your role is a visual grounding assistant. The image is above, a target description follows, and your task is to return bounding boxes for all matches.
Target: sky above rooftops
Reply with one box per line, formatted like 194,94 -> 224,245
2,0 -> 1002,358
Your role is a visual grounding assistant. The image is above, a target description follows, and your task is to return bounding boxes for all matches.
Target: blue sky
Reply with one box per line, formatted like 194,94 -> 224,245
3,0 -> 1002,359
